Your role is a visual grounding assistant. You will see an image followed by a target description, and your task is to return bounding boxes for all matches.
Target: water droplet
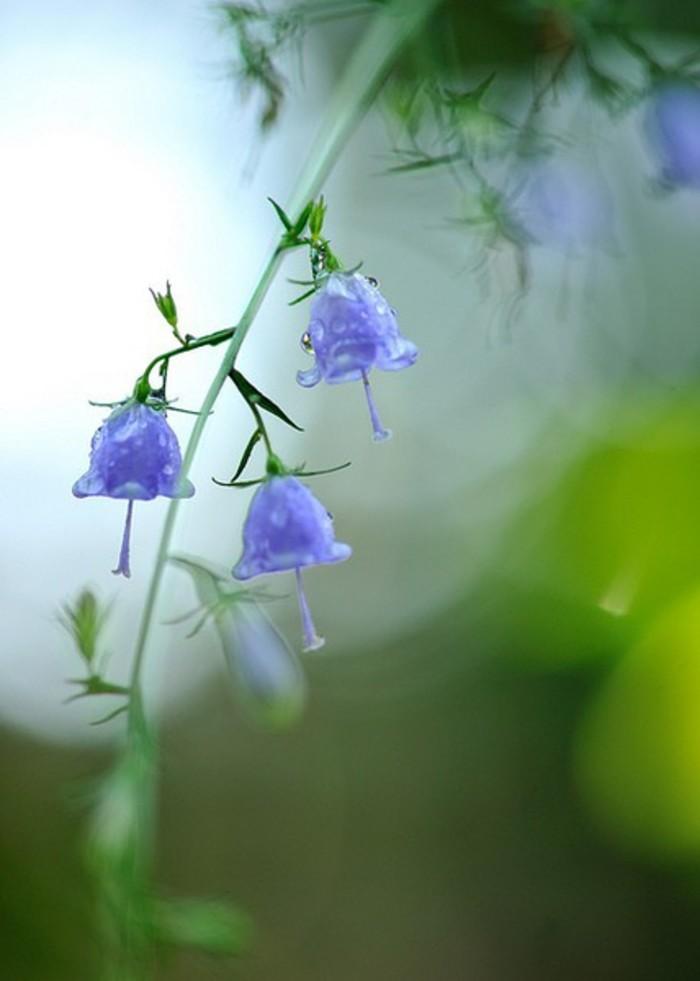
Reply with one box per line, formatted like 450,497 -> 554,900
270,508 -> 287,528
300,331 -> 314,354
366,276 -> 380,288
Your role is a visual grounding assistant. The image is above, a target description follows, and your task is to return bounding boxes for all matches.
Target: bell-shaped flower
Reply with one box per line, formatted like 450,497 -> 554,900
297,272 -> 418,442
645,83 -> 700,190
232,475 -> 351,651
73,400 -> 194,578
222,603 -> 307,729
513,159 -> 613,253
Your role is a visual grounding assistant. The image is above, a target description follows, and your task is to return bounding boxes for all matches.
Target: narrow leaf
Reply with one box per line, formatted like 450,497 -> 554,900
91,704 -> 129,727
294,461 -> 352,478
229,369 -> 303,431
288,286 -> 318,306
291,200 -> 314,237
384,152 -> 460,174
212,475 -> 266,489
473,71 -> 497,103
150,897 -> 252,956
267,196 -> 292,230
230,429 -> 262,483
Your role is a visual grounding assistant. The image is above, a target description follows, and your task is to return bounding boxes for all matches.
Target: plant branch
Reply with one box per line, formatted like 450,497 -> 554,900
113,0 -> 443,971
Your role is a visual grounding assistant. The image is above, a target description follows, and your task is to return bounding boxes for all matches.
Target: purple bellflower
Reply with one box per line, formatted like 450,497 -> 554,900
73,400 -> 194,578
646,84 -> 700,189
513,159 -> 613,252
232,475 -> 351,651
297,272 -> 418,442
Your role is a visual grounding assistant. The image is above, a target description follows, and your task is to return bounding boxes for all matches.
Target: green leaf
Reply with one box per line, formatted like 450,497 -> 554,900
212,475 -> 267,489
267,196 -> 292,230
150,897 -> 252,956
58,589 -> 109,667
169,555 -> 225,609
149,280 -> 178,328
293,461 -> 352,478
309,196 -> 327,238
384,151 -> 459,174
91,704 -> 130,727
65,675 -> 130,701
291,200 -> 314,237
288,286 -> 318,306
229,369 -> 303,431
231,428 -> 263,483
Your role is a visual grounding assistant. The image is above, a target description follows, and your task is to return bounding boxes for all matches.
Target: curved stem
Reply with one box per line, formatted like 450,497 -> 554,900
128,0 -> 441,698
135,327 -> 236,399
128,247 -> 284,695
115,1 -> 443,971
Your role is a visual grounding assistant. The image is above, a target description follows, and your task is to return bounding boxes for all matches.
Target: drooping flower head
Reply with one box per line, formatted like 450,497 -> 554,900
232,474 -> 351,651
297,272 -> 418,441
645,83 -> 700,190
513,159 -> 613,252
223,603 -> 307,729
73,400 -> 194,577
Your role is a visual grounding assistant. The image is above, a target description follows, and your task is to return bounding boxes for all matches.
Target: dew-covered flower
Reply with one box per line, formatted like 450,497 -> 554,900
646,83 -> 700,189
513,159 -> 613,252
297,272 -> 418,442
232,475 -> 351,651
73,400 -> 194,578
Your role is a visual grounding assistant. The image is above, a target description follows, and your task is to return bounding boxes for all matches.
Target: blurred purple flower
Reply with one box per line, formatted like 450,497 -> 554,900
298,272 -> 418,441
222,603 -> 307,729
73,401 -> 194,577
646,83 -> 700,189
232,475 -> 351,651
514,159 -> 613,251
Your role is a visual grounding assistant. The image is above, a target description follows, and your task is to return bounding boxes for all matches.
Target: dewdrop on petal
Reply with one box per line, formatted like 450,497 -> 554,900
73,400 -> 194,577
297,271 -> 418,442
232,475 -> 351,651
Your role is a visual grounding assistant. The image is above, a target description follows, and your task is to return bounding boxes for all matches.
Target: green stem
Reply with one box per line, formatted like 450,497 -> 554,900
117,0 -> 442,970
129,0 -> 440,696
127,247 -> 284,694
134,327 -> 236,400
248,401 -> 274,457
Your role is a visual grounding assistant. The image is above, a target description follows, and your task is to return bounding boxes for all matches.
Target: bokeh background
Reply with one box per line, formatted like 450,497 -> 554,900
4,0 -> 700,977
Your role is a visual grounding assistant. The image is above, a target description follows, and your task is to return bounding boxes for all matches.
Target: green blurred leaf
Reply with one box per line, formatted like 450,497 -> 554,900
170,554 -> 304,730
150,897 -> 252,956
576,584 -> 700,858
58,589 -> 109,668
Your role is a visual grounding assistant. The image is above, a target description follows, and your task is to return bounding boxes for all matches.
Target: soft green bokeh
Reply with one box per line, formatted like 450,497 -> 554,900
6,0 -> 700,978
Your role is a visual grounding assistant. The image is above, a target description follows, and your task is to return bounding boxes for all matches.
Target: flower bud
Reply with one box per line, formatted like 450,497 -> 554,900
219,603 -> 307,729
